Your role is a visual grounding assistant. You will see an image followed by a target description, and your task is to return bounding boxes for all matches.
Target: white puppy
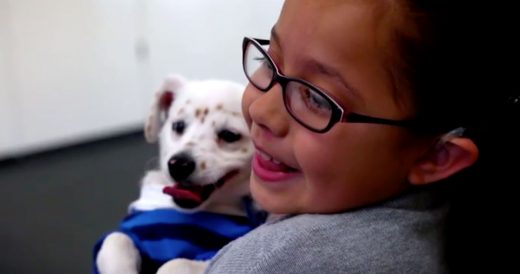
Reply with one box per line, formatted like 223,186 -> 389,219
94,74 -> 261,274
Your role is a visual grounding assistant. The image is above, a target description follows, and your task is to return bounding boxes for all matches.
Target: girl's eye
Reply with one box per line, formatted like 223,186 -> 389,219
254,57 -> 274,72
172,120 -> 186,135
300,87 -> 332,115
218,129 -> 242,143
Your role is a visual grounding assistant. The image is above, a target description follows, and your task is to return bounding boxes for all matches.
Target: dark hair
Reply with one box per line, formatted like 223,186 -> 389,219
391,1 -> 519,272
392,1 -> 515,130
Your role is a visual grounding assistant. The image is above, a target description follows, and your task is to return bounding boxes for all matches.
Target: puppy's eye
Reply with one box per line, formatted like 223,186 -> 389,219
172,121 -> 185,135
218,129 -> 242,143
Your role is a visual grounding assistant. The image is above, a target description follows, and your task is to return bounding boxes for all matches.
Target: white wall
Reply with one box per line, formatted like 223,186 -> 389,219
0,0 -> 283,158
3,0 -> 145,155
141,0 -> 283,109
0,0 -> 20,156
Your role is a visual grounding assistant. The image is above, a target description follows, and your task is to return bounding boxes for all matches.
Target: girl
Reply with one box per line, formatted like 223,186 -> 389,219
205,0 -> 518,273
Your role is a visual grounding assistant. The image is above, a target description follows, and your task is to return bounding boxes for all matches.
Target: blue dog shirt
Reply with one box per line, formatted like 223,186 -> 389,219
93,208 -> 261,274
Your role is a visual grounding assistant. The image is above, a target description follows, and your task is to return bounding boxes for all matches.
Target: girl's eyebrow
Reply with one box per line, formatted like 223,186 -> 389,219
271,26 -> 364,106
310,61 -> 364,105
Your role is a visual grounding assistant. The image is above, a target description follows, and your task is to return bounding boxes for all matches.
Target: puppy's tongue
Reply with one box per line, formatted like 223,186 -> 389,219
163,185 -> 203,203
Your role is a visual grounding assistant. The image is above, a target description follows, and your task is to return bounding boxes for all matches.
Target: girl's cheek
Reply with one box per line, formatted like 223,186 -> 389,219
241,87 -> 255,127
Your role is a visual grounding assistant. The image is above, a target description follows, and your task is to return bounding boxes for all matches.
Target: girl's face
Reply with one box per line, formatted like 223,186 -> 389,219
243,0 -> 428,214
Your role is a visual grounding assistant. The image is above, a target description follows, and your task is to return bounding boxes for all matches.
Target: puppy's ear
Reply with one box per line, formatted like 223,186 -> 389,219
144,74 -> 187,143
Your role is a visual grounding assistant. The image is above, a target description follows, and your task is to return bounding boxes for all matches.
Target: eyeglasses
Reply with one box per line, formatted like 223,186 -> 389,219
242,37 -> 419,133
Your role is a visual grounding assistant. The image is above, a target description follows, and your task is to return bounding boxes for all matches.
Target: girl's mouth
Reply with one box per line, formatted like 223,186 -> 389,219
252,149 -> 298,182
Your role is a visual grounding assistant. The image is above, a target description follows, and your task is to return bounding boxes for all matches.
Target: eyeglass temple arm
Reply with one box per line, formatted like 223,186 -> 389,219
345,113 -> 417,127
254,38 -> 270,45
347,113 -> 466,134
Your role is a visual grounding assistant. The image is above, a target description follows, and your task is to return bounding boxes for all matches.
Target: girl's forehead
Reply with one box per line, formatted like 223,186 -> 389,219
276,1 -> 397,75
275,0 -> 415,119
274,1 -> 382,76
277,0 -> 403,53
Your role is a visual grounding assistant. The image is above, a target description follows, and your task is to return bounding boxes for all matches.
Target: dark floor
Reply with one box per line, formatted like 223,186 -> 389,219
0,132 -> 157,274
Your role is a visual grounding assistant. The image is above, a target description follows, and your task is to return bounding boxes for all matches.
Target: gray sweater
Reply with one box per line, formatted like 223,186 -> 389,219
205,186 -> 449,274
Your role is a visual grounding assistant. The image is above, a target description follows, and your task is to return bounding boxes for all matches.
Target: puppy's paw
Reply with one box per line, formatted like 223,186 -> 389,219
156,258 -> 209,274
96,232 -> 140,274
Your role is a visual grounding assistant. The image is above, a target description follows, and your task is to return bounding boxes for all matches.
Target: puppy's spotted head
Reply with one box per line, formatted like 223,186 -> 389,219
146,74 -> 252,211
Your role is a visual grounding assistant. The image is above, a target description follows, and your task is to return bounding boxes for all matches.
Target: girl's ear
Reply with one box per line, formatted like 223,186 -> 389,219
408,137 -> 479,185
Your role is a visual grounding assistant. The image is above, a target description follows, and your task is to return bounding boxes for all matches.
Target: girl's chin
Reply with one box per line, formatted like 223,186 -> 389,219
250,177 -> 302,214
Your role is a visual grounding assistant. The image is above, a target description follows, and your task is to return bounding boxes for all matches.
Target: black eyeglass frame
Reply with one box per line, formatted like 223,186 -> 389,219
242,37 -> 421,133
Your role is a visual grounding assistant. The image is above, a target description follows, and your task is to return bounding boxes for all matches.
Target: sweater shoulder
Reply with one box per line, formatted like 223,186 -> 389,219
207,207 -> 448,274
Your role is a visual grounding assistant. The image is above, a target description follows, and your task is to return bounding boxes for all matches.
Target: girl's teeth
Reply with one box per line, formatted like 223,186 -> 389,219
258,150 -> 281,165
259,151 -> 272,161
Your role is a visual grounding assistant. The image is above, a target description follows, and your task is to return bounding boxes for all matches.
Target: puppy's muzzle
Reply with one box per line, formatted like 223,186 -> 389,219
164,152 -> 240,209
168,152 -> 196,182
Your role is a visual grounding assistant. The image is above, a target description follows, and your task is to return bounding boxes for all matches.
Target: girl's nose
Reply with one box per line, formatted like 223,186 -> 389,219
247,83 -> 290,137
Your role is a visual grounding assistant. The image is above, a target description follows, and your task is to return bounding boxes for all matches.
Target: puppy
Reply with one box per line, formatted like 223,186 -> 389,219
94,74 -> 262,274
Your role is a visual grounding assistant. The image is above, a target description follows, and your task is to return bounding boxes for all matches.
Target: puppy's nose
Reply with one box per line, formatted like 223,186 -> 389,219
168,153 -> 196,182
